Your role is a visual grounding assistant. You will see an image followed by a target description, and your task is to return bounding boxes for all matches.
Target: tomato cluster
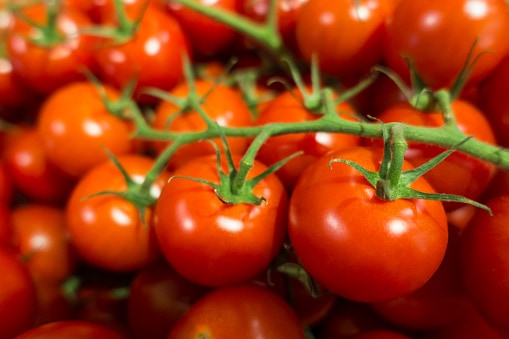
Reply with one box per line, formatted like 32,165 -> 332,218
1,0 -> 509,338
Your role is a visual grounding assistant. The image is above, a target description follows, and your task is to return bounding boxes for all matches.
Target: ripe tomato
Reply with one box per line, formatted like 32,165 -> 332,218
151,79 -> 253,170
255,87 -> 360,191
0,204 -> 12,246
459,195 -> 509,337
166,0 -> 239,57
0,56 -> 36,114
383,0 -> 509,90
0,160 -> 14,205
288,146 -> 448,302
13,320 -> 125,339
154,154 -> 288,287
37,81 -> 135,178
0,247 -> 38,339
2,127 -> 76,203
127,260 -> 209,339
5,3 -> 96,95
295,0 -> 395,80
66,154 -> 167,272
372,100 -> 497,210
11,204 -> 77,283
93,6 -> 191,103
167,284 -> 306,339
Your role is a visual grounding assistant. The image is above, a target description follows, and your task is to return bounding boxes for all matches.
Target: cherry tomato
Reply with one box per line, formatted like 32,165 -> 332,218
11,204 -> 77,283
0,160 -> 14,205
0,247 -> 38,339
383,0 -> 509,90
151,79 -> 253,170
66,154 -> 166,272
13,320 -> 125,339
295,0 -> 395,80
0,204 -> 12,246
154,154 -> 288,287
167,284 -> 306,339
288,146 -> 448,302
0,56 -> 37,115
459,195 -> 509,337
37,81 -> 135,178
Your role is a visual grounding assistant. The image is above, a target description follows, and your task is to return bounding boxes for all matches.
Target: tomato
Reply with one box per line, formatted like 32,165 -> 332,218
166,0 -> 239,57
372,100 -> 497,210
167,284 -> 306,339
383,0 -> 509,90
350,330 -> 413,339
2,127 -> 76,203
13,320 -> 125,339
288,146 -> 448,302
151,79 -> 253,170
0,247 -> 38,339
255,87 -> 360,191
154,154 -> 288,287
0,56 -> 37,115
0,160 -> 14,205
459,194 -> 509,337
66,154 -> 167,272
37,81 -> 135,178
11,204 -> 77,283
93,6 -> 190,103
0,204 -> 12,246
295,0 -> 395,80
126,260 -> 209,339
32,279 -> 74,327
5,3 -> 96,95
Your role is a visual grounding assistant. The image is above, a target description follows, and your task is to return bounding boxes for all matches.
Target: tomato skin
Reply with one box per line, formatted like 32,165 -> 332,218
295,0 -> 394,79
5,4 -> 96,95
383,0 -> 509,90
11,204 -> 77,283
13,320 -> 126,339
152,80 -> 253,170
0,204 -> 12,246
255,88 -> 360,191
37,81 -> 135,178
0,56 -> 36,111
66,155 -> 166,272
0,247 -> 38,339
154,154 -> 288,287
0,160 -> 14,205
459,195 -> 509,337
167,284 -> 306,339
288,147 -> 448,302
93,6 -> 191,104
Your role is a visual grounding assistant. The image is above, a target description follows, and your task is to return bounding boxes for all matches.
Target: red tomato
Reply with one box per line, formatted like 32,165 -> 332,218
351,330 -> 413,339
383,0 -> 509,90
0,56 -> 36,113
151,79 -> 253,170
295,0 -> 395,80
0,160 -> 14,205
255,88 -> 360,190
0,204 -> 12,246
166,0 -> 239,57
459,195 -> 509,337
93,6 -> 190,103
372,100 -> 497,210
37,81 -> 135,178
288,147 -> 448,302
13,320 -> 125,339
167,284 -> 306,339
154,154 -> 288,287
2,127 -> 76,203
5,4 -> 96,95
0,247 -> 38,339
126,260 -> 209,339
11,204 -> 77,283
66,154 -> 166,271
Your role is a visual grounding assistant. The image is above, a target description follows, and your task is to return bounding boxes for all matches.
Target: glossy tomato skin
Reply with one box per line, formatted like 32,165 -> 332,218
0,204 -> 12,246
152,80 -> 253,170
459,195 -> 509,337
0,56 -> 36,112
0,247 -> 38,339
255,88 -> 360,191
37,81 -> 135,178
154,154 -> 288,287
167,284 -> 306,339
93,6 -> 190,104
372,100 -> 497,210
5,4 -> 96,95
0,160 -> 14,206
13,320 -> 126,339
296,0 -> 395,79
66,155 -> 167,272
288,147 -> 448,302
383,0 -> 509,90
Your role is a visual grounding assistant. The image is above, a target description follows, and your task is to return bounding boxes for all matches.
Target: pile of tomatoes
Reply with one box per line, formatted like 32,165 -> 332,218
2,0 -> 509,338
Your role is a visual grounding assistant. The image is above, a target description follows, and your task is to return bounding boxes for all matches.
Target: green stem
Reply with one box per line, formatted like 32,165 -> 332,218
388,124 -> 407,188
